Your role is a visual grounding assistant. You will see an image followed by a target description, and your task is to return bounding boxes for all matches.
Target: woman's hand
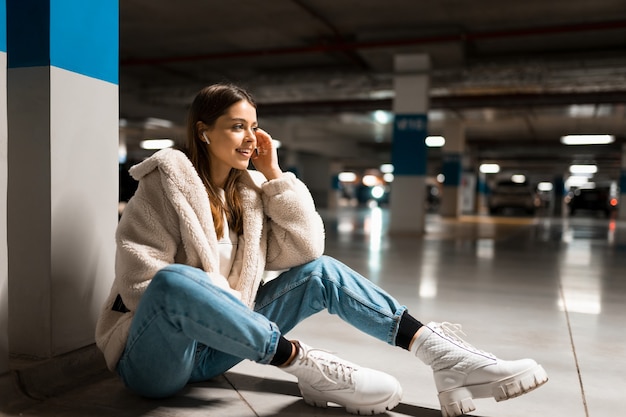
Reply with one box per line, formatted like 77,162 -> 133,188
251,128 -> 283,180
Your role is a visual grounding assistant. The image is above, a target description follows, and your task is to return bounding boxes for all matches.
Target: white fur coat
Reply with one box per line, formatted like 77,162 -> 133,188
95,148 -> 325,371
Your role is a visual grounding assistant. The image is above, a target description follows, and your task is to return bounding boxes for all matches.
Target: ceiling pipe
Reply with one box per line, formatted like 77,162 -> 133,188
121,19 -> 626,66
257,90 -> 626,116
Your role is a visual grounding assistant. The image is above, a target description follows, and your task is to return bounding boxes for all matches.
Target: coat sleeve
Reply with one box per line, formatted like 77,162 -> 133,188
261,172 -> 325,270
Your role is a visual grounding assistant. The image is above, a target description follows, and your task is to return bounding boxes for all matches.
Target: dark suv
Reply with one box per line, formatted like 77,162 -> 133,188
568,187 -> 618,217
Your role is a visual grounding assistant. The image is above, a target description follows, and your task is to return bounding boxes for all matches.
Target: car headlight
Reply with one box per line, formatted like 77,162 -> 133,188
371,185 -> 385,200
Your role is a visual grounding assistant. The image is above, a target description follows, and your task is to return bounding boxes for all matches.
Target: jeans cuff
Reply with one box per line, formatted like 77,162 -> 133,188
257,320 -> 281,365
387,305 -> 408,345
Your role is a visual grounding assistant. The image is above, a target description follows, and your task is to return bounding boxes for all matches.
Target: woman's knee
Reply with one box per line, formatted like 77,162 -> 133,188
305,255 -> 344,272
298,256 -> 346,298
144,265 -> 207,306
151,264 -> 205,289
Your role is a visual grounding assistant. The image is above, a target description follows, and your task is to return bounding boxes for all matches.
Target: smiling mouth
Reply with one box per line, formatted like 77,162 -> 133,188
236,148 -> 254,157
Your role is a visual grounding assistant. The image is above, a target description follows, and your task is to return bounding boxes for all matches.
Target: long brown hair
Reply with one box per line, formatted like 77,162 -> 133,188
185,83 -> 256,238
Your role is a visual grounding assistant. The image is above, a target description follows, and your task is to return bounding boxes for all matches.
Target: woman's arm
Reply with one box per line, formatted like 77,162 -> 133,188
262,172 -> 325,270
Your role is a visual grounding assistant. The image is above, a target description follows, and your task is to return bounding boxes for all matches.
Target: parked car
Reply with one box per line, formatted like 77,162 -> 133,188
488,180 -> 539,215
567,187 -> 618,217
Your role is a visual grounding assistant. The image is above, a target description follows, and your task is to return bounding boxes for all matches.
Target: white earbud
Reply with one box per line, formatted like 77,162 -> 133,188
202,132 -> 210,144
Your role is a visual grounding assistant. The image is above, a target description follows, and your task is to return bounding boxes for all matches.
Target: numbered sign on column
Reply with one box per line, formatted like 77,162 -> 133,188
392,114 -> 428,176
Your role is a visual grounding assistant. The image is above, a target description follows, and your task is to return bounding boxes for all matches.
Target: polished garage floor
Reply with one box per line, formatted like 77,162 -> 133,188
4,207 -> 625,417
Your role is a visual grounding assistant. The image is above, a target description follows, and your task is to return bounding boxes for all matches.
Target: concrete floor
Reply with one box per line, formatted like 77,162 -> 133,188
3,207 -> 625,416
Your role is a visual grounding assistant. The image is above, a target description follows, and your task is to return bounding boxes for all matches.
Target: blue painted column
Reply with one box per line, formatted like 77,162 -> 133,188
0,0 -> 8,376
7,0 -> 118,358
619,144 -> 626,220
440,118 -> 465,217
552,175 -> 565,217
389,55 -> 430,234
477,172 -> 489,214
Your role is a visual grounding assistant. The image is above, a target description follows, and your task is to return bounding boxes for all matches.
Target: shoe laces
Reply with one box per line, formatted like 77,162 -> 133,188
434,322 -> 496,359
296,346 -> 356,385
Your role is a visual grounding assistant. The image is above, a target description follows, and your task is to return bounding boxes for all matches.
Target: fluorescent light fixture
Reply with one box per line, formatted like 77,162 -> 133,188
565,175 -> 591,188
567,105 -> 596,118
140,139 -> 174,150
537,182 -> 553,192
144,117 -> 174,129
511,174 -> 526,183
425,135 -> 445,147
373,110 -> 391,124
569,164 -> 597,174
479,163 -> 500,174
561,134 -> 614,145
379,163 -> 394,174
338,172 -> 357,182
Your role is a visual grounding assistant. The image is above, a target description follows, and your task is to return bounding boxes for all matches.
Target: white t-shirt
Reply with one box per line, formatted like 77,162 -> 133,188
218,189 -> 287,287
217,189 -> 238,279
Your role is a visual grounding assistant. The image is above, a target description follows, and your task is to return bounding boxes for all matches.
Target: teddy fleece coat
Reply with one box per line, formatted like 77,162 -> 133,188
95,148 -> 325,371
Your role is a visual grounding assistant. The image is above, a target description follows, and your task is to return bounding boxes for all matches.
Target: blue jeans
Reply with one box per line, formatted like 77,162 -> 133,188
117,255 -> 407,398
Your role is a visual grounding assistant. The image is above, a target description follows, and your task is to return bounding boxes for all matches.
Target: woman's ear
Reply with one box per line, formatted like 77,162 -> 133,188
196,121 -> 210,144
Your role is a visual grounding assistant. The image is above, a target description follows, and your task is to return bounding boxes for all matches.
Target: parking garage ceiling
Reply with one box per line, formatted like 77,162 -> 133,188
119,0 -> 626,183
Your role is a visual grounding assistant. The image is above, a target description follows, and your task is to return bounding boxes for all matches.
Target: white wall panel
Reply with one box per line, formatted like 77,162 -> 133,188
50,67 -> 117,354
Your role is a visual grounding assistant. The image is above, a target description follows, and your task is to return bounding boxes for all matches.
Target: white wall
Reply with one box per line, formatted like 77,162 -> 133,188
50,67 -> 118,353
7,66 -> 117,357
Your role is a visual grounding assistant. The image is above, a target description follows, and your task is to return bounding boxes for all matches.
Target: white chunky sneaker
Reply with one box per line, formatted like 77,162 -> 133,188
413,322 -> 548,417
281,341 -> 402,415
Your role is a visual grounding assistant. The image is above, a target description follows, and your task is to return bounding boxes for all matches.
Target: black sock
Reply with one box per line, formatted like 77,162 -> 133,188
270,336 -> 295,366
396,311 -> 423,350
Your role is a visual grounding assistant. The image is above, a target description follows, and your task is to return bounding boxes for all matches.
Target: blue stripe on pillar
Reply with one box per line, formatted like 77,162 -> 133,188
477,175 -> 488,195
620,170 -> 626,194
7,1 -> 50,67
0,0 -> 6,52
51,0 -> 118,85
553,176 -> 565,198
7,0 -> 118,85
392,114 -> 428,176
442,152 -> 462,186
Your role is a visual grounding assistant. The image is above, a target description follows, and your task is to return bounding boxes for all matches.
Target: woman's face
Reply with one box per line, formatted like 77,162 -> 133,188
203,99 -> 258,184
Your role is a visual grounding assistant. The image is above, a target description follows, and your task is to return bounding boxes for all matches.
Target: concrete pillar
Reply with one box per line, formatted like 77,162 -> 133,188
389,54 -> 429,234
7,0 -> 118,358
440,118 -> 465,217
328,161 -> 343,210
0,0 -> 8,376
553,175 -> 565,217
477,171 -> 488,214
299,152 -> 330,208
619,144 -> 626,220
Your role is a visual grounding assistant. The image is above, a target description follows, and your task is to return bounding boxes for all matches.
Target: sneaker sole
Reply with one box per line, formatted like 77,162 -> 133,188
438,364 -> 548,417
299,381 -> 403,415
